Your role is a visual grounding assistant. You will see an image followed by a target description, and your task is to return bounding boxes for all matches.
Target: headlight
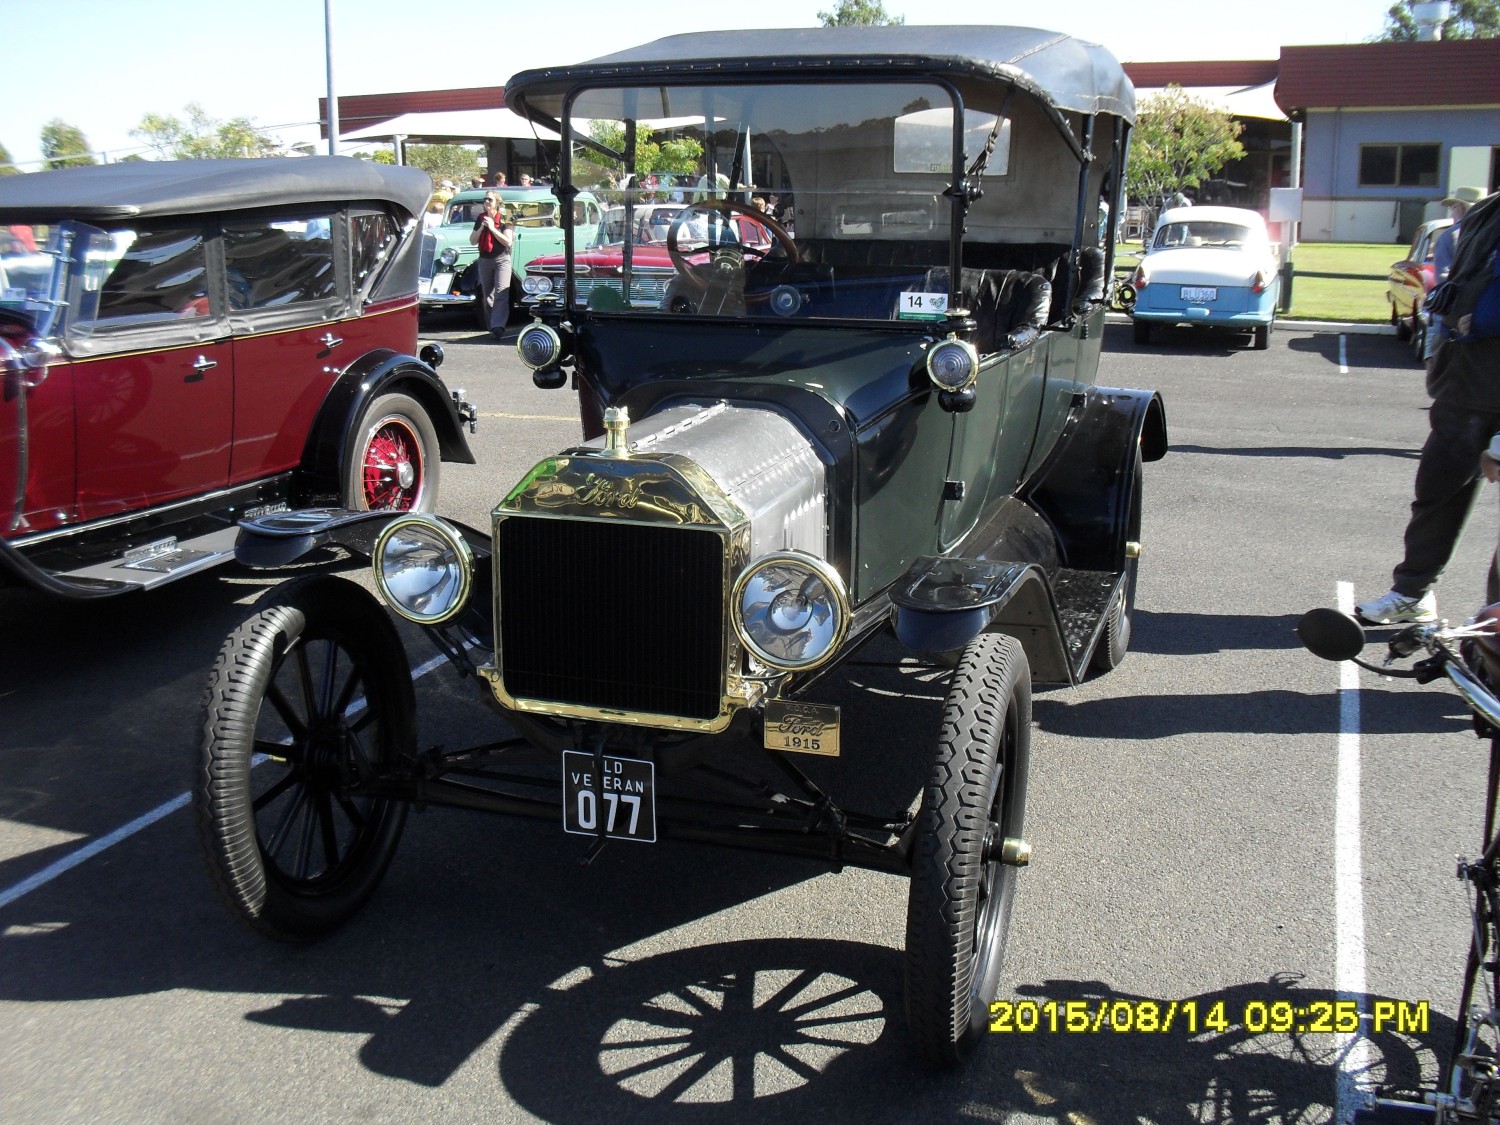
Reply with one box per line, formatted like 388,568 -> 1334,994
438,246 -> 460,268
732,552 -> 849,672
373,515 -> 474,625
926,336 -> 979,392
516,322 -> 562,370
521,275 -> 554,295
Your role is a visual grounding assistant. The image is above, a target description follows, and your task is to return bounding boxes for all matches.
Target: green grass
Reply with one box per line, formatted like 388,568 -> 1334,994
1114,240 -> 1401,323
1286,242 -> 1400,323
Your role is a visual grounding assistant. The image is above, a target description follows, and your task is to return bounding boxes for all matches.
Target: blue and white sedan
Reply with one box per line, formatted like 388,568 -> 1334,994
1130,206 -> 1280,349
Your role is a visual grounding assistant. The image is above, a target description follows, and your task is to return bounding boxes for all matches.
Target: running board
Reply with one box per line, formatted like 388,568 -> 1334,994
51,526 -> 242,591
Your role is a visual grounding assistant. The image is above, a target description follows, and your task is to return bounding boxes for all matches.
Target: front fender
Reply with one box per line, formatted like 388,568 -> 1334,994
297,349 -> 476,505
890,558 -> 1073,683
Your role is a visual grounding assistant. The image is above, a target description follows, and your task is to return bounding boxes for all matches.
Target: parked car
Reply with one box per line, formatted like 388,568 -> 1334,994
1130,205 -> 1280,349
1387,216 -> 1453,361
418,185 -> 603,325
199,26 -> 1165,1069
0,157 -> 476,598
522,203 -> 775,310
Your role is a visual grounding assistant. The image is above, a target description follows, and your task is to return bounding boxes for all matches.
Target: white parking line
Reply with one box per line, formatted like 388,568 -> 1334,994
1339,334 -> 1350,374
1333,580 -> 1372,1120
0,650 -> 453,912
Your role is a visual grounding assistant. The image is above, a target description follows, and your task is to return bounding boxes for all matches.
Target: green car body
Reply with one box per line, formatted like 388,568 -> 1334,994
418,185 -> 602,322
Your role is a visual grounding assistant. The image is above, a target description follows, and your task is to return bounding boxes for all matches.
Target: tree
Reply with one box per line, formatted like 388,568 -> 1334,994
1377,0 -> 1499,39
131,104 -> 279,159
0,140 -> 18,176
1125,86 -> 1246,213
575,121 -> 704,189
400,144 -> 483,186
818,0 -> 904,25
40,120 -> 95,169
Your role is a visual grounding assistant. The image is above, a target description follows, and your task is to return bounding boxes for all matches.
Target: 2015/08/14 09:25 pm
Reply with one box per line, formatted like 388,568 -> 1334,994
988,998 -> 1431,1035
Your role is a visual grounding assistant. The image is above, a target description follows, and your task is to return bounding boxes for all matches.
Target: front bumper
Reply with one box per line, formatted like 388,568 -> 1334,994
419,291 -> 476,308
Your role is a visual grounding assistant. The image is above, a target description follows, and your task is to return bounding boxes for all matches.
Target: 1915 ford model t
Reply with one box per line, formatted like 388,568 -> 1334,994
198,25 -> 1166,1067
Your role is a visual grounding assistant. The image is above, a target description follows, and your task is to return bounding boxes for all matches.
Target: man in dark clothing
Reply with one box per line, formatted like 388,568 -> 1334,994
1359,190 -> 1500,623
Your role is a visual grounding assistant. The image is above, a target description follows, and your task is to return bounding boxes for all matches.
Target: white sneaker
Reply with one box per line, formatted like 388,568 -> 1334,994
1355,589 -> 1437,625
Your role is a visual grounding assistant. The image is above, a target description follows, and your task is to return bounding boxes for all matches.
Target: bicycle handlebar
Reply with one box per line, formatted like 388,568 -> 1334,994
1297,608 -> 1500,731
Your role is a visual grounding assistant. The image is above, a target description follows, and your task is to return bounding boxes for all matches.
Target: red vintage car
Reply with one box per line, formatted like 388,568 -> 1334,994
0,157 -> 476,597
1387,217 -> 1453,360
521,202 -> 775,310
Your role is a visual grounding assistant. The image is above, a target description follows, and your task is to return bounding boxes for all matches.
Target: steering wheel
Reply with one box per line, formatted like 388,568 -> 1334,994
664,199 -> 799,295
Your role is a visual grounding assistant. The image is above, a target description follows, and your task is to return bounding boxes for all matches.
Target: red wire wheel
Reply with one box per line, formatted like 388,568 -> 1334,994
342,392 -> 440,513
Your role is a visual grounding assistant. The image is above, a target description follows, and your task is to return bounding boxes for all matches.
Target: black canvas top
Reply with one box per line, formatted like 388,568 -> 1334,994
0,156 -> 432,222
506,25 -> 1135,125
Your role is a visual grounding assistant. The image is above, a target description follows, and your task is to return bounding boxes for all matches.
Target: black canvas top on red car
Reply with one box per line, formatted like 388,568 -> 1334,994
0,156 -> 432,223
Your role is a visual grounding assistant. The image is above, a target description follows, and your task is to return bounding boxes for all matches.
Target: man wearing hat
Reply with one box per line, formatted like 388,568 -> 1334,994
1422,186 -> 1485,362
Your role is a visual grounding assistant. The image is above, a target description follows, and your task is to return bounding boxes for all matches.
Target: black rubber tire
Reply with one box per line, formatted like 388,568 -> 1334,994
1392,301 -> 1412,341
342,391 -> 440,513
1132,318 -> 1151,346
196,576 -> 414,942
905,632 -> 1031,1068
1252,322 -> 1270,351
1412,321 -> 1427,363
1092,454 -> 1144,672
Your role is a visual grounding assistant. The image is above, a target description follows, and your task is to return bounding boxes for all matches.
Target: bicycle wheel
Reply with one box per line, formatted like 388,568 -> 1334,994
1441,786 -> 1500,1123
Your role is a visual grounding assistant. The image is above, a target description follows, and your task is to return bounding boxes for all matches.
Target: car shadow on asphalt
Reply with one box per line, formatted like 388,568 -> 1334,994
1285,333 -> 1421,374
1166,443 -> 1421,461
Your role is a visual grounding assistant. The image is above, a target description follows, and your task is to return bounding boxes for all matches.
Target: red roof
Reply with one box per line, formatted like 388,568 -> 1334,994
1122,60 -> 1279,89
318,87 -> 507,134
1276,40 -> 1500,114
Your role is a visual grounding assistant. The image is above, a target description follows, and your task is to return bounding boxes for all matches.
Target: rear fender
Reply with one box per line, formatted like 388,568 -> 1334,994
1025,386 -> 1166,572
297,349 -> 476,506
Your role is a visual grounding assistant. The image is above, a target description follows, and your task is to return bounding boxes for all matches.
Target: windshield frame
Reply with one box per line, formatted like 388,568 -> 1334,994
556,75 -> 973,326
0,220 -> 80,340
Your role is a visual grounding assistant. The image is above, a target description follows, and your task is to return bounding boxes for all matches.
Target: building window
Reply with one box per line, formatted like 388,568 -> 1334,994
1359,144 -> 1440,188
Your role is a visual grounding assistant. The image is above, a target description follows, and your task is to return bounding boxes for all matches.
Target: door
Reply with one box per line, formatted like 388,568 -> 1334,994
69,224 -> 233,523
222,209 -> 346,484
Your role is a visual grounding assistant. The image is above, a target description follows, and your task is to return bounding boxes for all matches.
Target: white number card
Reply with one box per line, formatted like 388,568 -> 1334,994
897,291 -> 949,320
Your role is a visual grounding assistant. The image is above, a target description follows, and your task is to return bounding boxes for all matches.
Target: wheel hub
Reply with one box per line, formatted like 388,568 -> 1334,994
983,825 -> 1033,867
395,460 -> 415,490
304,720 -> 354,787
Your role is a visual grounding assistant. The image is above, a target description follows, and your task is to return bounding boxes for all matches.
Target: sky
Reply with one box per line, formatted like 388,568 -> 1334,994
3,0 -> 1403,170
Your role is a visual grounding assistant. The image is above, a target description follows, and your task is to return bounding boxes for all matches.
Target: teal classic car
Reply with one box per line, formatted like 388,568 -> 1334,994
197,26 -> 1166,1069
418,185 -> 602,324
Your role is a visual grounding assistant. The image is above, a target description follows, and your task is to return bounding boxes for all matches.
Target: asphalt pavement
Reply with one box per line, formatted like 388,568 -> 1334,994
0,313 -> 1489,1124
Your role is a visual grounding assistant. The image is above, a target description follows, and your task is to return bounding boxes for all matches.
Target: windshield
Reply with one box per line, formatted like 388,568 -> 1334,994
1152,221 -> 1256,250
559,81 -> 1008,322
0,222 -> 69,337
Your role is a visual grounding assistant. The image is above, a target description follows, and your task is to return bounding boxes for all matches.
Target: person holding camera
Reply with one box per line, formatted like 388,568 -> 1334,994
469,191 -> 513,337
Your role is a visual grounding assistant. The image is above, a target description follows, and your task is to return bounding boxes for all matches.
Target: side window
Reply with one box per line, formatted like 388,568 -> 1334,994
75,227 -> 211,329
351,212 -> 398,292
223,213 -> 338,311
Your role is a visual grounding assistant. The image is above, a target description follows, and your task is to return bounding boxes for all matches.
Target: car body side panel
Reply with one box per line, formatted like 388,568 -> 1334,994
0,357 -> 76,535
73,339 -> 234,522
228,301 -> 419,485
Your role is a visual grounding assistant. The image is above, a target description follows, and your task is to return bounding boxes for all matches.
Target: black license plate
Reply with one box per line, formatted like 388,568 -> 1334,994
562,751 -> 656,843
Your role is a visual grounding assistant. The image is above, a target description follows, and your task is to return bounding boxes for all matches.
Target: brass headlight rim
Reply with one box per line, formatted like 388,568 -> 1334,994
925,334 -> 980,393
372,513 -> 475,626
731,550 -> 850,673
